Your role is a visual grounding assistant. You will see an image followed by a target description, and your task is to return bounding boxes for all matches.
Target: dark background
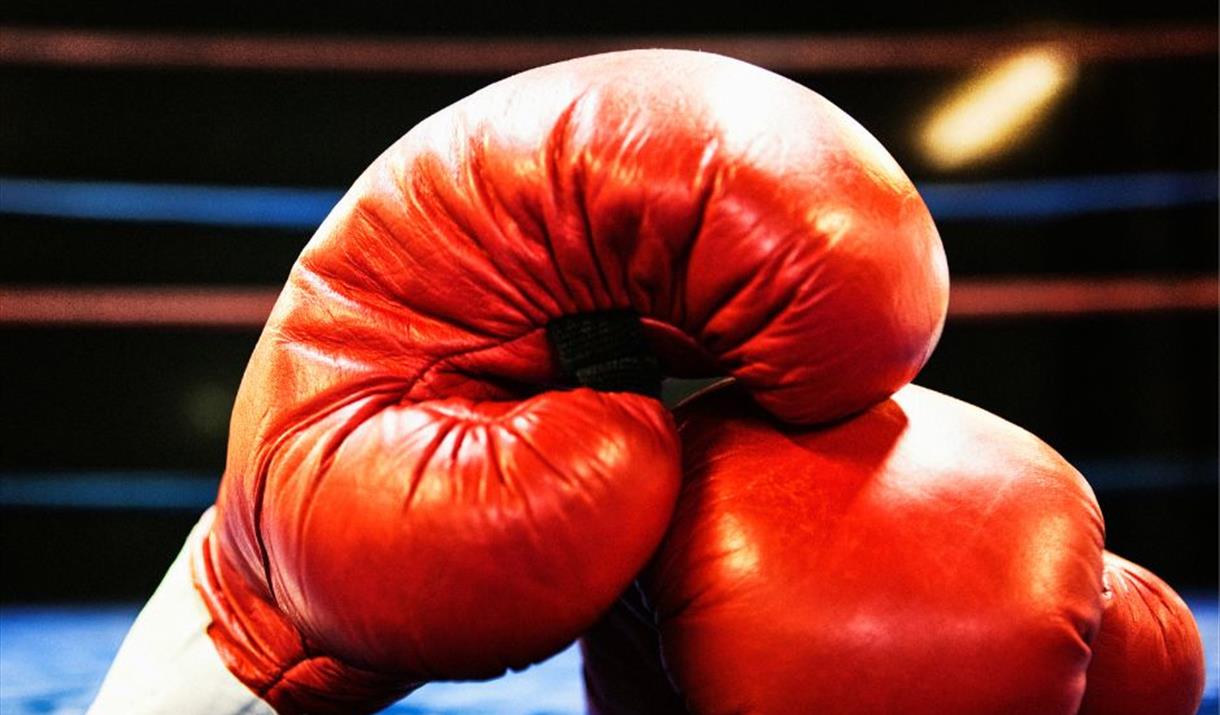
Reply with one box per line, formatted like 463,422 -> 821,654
1,2 -> 1216,601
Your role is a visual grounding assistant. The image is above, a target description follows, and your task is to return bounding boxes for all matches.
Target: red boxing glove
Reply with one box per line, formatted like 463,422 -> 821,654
582,385 -> 1205,715
1077,552 -> 1206,715
193,49 -> 948,713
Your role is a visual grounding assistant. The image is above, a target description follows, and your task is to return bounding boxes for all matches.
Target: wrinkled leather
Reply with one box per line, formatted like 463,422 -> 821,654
193,48 -> 948,713
1077,552 -> 1206,715
199,391 -> 680,713
583,385 -> 1204,715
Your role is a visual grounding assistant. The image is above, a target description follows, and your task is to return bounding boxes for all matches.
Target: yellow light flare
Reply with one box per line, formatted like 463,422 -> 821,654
920,46 -> 1077,171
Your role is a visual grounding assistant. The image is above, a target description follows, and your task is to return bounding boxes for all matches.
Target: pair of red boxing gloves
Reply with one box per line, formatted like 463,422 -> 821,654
97,49 -> 1205,714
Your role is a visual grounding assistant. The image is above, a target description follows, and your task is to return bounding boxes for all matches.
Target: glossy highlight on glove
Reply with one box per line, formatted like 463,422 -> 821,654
584,385 -> 1205,715
193,49 -> 949,713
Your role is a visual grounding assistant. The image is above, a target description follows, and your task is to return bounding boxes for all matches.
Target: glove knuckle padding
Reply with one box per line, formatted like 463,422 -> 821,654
200,49 -> 948,712
292,48 -> 945,420
638,385 -> 1110,715
584,388 -> 1207,715
265,392 -> 678,673
210,388 -> 681,708
1077,552 -> 1206,715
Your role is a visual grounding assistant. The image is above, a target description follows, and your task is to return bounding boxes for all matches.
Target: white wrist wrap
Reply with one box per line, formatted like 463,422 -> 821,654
87,508 -> 274,715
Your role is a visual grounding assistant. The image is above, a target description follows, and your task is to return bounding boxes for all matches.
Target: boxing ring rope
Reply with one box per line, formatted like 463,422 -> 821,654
1,277 -> 1215,327
0,24 -> 1215,73
2,169 -> 1214,323
3,24 -> 1213,323
5,453 -> 1217,512
3,172 -> 1216,226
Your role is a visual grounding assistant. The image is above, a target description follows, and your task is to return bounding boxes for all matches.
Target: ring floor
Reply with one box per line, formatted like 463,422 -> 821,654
1,598 -> 1215,715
